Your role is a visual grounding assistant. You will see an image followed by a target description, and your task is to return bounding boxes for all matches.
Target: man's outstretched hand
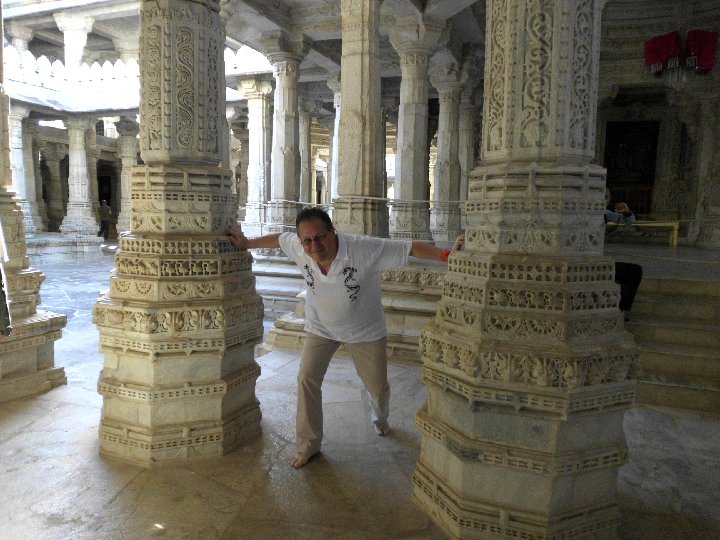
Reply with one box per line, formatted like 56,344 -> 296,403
227,227 -> 249,250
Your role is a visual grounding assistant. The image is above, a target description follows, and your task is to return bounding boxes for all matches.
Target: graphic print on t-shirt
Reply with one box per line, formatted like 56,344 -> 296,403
343,266 -> 360,301
303,264 -> 315,291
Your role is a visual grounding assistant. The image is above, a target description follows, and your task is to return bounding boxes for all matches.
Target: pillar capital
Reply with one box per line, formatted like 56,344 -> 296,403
260,31 -> 310,65
389,17 -> 448,56
54,12 -> 94,34
8,104 -> 30,120
238,76 -> 273,98
5,22 -> 34,51
114,116 -> 139,138
64,117 -> 93,131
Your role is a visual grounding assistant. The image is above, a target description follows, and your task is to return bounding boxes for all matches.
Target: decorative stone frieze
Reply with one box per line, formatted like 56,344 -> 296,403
94,0 -> 264,466
414,1 -> 637,538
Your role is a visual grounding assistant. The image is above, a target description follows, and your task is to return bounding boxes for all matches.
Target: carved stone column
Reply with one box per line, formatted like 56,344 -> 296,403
5,22 -> 34,52
0,7 -> 67,403
59,118 -> 97,236
264,38 -> 305,232
232,121 -> 249,221
86,126 -> 100,219
326,75 -> 341,206
388,20 -> 445,240
429,60 -> 464,243
41,143 -> 67,231
239,77 -> 273,237
693,97 -> 720,247
298,99 -> 316,205
458,88 -> 480,231
8,105 -> 42,236
114,116 -> 139,234
333,0 -> 387,236
53,13 -> 94,80
30,132 -> 49,229
414,2 -> 636,538
93,0 -> 264,466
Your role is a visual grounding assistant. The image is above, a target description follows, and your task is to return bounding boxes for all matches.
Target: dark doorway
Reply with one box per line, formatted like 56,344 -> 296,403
603,121 -> 660,215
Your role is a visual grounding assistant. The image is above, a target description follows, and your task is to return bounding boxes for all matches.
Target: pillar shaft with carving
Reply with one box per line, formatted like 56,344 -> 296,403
115,117 -> 139,233
239,77 -> 273,236
327,76 -> 341,206
389,21 -> 445,240
333,0 -> 387,236
429,77 -> 463,243
8,106 -> 43,235
54,13 -> 94,80
414,2 -> 636,538
59,118 -> 98,236
298,101 -> 313,205
0,6 -> 67,403
93,0 -> 264,466
41,144 -> 67,231
267,54 -> 301,231
233,122 -> 249,221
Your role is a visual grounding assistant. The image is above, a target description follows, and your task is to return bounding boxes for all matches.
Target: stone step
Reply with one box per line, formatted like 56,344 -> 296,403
639,277 -> 720,301
626,319 -> 720,349
635,380 -> 720,413
632,295 -> 720,322
637,347 -> 720,390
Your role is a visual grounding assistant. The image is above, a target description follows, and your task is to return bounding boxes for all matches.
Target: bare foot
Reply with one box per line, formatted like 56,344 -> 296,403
374,421 -> 391,436
290,451 -> 317,469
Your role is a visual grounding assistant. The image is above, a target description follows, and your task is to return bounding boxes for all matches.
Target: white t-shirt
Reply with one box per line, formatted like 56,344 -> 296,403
279,231 -> 412,343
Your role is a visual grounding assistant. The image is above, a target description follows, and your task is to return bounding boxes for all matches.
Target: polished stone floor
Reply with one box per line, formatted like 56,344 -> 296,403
1,247 -> 719,540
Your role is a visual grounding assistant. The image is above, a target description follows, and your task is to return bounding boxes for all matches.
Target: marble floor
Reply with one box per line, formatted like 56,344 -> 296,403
1,249 -> 719,539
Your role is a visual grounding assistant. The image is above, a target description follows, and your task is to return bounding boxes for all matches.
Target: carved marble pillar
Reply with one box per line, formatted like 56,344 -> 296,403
31,134 -> 49,229
41,143 -> 67,231
318,115 -> 335,206
388,20 -> 445,240
414,1 -> 637,538
94,0 -> 263,466
239,77 -> 273,237
265,40 -> 304,232
458,90 -> 479,231
298,99 -> 315,205
333,0 -> 387,236
429,65 -> 464,243
54,13 -> 94,80
8,106 -> 42,236
693,98 -> 720,247
0,8 -> 67,402
232,122 -> 250,221
114,116 -> 139,234
5,22 -> 34,52
327,77 -> 341,207
85,127 -> 100,218
59,118 -> 97,236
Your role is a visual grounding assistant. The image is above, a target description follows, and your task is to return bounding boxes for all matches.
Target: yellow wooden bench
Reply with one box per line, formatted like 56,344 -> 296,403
606,220 -> 679,247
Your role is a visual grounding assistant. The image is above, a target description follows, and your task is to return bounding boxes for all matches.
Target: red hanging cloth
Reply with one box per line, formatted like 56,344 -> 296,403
644,31 -> 681,77
686,29 -> 719,73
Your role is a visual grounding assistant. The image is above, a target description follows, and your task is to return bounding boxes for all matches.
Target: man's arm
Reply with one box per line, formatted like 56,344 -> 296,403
227,228 -> 281,250
410,235 -> 464,261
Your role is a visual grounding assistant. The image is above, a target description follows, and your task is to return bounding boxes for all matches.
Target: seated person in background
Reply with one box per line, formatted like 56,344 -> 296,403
605,188 -> 636,224
603,188 -> 643,321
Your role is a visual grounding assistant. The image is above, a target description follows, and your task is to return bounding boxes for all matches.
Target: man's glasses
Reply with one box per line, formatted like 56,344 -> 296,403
299,230 -> 333,247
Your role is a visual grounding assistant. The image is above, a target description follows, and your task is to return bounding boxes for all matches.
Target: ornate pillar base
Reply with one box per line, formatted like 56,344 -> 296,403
59,202 -> 99,237
430,202 -> 462,243
0,189 -> 67,403
414,250 -> 636,540
332,196 -> 389,237
265,200 -> 298,234
94,164 -> 264,467
389,202 -> 433,240
19,200 -> 45,236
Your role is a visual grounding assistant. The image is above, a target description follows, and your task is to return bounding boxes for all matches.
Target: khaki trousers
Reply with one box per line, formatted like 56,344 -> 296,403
296,333 -> 389,454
